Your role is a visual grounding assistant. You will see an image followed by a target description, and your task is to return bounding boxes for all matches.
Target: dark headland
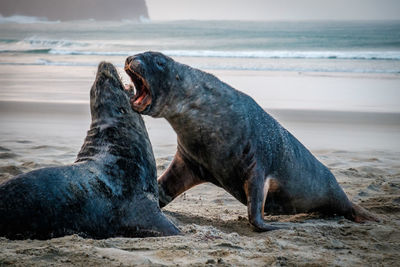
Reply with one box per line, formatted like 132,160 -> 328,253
0,0 -> 149,21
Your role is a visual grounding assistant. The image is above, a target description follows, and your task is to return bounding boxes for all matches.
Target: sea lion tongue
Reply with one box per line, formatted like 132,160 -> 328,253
124,57 -> 152,112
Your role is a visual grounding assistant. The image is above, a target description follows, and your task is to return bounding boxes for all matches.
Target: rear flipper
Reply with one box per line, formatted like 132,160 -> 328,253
121,208 -> 181,237
347,203 -> 380,223
149,212 -> 181,236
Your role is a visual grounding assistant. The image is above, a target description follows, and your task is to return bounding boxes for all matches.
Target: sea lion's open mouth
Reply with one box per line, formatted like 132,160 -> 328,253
124,65 -> 152,112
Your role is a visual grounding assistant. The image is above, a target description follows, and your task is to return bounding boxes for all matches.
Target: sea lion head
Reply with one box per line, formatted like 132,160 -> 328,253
80,61 -> 152,165
125,51 -> 177,117
90,61 -> 133,121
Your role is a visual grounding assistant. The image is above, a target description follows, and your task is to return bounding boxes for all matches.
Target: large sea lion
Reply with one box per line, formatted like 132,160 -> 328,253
0,62 -> 180,239
124,52 -> 378,231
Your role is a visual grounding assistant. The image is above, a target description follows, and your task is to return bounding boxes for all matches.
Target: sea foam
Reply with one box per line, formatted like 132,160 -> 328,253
162,50 -> 400,60
33,49 -> 400,61
0,15 -> 59,24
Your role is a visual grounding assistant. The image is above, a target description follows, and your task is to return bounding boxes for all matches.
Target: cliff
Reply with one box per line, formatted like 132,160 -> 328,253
0,0 -> 149,21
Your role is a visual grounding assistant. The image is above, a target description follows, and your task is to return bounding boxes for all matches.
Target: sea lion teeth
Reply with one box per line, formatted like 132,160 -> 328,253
126,65 -> 152,112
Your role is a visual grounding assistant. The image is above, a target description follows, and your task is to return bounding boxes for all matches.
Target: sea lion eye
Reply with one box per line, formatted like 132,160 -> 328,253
155,58 -> 166,70
156,61 -> 165,69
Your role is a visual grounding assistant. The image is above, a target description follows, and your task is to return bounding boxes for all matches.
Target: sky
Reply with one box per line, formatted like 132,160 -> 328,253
146,0 -> 400,21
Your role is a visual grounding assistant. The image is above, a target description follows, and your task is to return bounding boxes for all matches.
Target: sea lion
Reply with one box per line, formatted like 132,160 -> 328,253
0,62 -> 180,239
124,51 -> 379,231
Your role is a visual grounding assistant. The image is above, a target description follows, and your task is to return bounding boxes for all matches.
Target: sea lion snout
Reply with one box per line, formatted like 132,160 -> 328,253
125,52 -> 181,117
90,62 -> 132,119
98,61 -> 114,71
125,55 -> 153,113
94,61 -> 125,92
125,55 -> 134,66
125,55 -> 143,73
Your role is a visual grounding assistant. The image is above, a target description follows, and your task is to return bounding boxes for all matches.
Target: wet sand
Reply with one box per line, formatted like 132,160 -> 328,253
1,69 -> 400,266
1,103 -> 400,265
0,148 -> 399,266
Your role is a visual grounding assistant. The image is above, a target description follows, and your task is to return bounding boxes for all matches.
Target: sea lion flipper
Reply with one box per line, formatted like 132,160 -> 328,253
244,167 -> 280,232
150,212 -> 181,236
350,203 -> 380,223
158,151 -> 205,208
119,217 -> 180,237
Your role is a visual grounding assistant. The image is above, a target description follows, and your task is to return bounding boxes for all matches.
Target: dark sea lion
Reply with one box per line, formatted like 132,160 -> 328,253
0,62 -> 180,239
124,51 -> 379,231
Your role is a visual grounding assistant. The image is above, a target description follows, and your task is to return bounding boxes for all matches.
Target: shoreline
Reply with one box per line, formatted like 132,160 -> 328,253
1,64 -> 400,113
2,99 -> 400,116
1,100 -> 400,156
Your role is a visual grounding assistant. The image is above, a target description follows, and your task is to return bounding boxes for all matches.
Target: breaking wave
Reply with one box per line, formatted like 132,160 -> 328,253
163,50 -> 400,60
0,15 -> 59,24
2,48 -> 399,61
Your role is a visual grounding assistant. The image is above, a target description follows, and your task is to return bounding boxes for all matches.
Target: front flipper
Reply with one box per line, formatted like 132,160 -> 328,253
239,144 -> 280,232
158,151 -> 205,208
244,174 -> 281,232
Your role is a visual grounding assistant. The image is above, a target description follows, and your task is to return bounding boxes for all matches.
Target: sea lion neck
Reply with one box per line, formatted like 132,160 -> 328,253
163,68 -> 240,133
75,112 -> 149,164
74,112 -> 157,198
76,61 -> 153,168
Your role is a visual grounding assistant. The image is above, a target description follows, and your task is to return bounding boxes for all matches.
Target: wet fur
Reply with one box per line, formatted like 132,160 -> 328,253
0,62 -> 180,239
125,52 -> 379,231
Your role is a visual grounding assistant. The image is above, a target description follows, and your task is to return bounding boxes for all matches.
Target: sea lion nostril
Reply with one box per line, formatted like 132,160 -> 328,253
125,60 -> 130,68
125,56 -> 134,67
125,56 -> 142,71
131,59 -> 142,70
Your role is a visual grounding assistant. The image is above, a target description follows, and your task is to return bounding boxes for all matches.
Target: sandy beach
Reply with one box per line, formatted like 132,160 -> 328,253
0,64 -> 400,265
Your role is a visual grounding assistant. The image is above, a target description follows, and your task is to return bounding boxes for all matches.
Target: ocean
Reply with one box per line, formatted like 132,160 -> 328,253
0,17 -> 399,161
1,18 -> 400,72
1,18 -> 399,104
